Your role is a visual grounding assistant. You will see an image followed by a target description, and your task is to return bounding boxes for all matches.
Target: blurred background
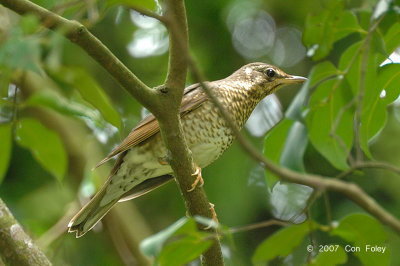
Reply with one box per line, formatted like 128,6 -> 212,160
1,0 -> 400,265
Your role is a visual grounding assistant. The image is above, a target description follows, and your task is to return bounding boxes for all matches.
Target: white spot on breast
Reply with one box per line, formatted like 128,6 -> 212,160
245,67 -> 252,76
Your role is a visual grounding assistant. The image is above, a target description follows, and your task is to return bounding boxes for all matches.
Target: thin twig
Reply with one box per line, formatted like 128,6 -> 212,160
354,15 -> 385,162
229,219 -> 289,234
330,97 -> 357,166
336,161 -> 400,179
128,5 -> 166,23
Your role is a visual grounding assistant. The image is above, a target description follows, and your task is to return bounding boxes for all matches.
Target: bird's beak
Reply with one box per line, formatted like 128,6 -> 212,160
280,75 -> 308,85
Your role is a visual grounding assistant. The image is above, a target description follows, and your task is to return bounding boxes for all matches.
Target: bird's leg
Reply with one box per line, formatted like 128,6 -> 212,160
187,163 -> 204,192
185,203 -> 219,230
158,157 -> 169,165
204,203 -> 219,230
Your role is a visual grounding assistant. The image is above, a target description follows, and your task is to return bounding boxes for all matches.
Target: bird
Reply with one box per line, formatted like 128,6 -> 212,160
68,62 -> 307,237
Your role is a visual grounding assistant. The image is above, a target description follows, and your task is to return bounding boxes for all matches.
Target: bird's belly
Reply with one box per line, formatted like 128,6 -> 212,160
182,101 -> 234,168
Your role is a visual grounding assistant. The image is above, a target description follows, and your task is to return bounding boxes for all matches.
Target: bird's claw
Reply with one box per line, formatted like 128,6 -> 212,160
187,163 -> 203,192
204,203 -> 219,230
158,157 -> 168,165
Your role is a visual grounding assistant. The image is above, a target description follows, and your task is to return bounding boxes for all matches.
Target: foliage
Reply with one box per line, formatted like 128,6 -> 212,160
1,0 -> 400,265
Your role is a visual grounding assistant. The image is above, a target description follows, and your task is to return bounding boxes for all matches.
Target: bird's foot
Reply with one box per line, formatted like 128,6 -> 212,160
204,203 -> 219,230
158,157 -> 169,165
187,163 -> 204,192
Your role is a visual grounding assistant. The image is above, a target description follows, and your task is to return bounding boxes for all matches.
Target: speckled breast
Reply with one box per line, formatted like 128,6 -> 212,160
182,100 -> 234,168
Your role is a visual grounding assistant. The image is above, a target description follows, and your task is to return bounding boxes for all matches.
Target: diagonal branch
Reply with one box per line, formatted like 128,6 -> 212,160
0,197 -> 51,265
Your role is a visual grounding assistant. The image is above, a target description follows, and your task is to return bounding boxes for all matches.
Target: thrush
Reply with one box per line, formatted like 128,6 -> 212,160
68,62 -> 306,237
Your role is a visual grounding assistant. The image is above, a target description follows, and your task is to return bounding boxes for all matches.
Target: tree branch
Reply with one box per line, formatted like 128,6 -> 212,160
1,0 -> 224,264
0,0 -> 157,112
0,197 -> 52,265
336,161 -> 400,179
155,0 -> 224,264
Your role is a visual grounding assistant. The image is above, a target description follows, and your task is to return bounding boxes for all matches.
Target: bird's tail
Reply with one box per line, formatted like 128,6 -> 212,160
68,187 -> 118,238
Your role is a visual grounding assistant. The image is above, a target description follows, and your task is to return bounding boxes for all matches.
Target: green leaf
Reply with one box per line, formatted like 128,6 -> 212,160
331,213 -> 389,266
378,63 -> 400,104
107,0 -> 157,10
309,61 -> 339,88
338,41 -> 362,95
19,14 -> 40,35
384,22 -> 400,54
158,235 -> 212,266
270,182 -> 313,223
280,121 -> 308,173
15,118 -> 67,181
264,119 -> 294,188
310,246 -> 347,266
286,80 -> 309,121
371,31 -> 387,58
0,28 -> 43,75
252,221 -> 313,264
140,217 -> 190,256
303,1 -> 343,60
303,2 -> 362,60
25,90 -> 105,128
49,67 -> 121,129
0,123 -> 12,184
334,10 -> 363,41
307,78 -> 354,170
360,63 -> 400,157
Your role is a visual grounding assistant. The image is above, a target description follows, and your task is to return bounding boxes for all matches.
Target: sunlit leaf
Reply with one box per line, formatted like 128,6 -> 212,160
158,235 -> 212,266
264,119 -> 294,188
245,94 -> 282,137
309,61 -> 339,88
373,0 -> 392,19
331,213 -> 389,266
303,2 -> 362,60
303,1 -> 343,60
0,123 -> 12,184
194,216 -> 219,231
307,78 -> 353,170
338,41 -> 362,95
360,100 -> 386,158
25,90 -> 105,127
378,63 -> 400,104
359,63 -> 400,157
310,246 -> 347,266
286,79 -> 309,121
280,121 -> 308,173
270,182 -> 313,223
15,118 -> 67,181
371,31 -> 387,59
334,10 -> 363,41
48,67 -> 121,129
252,221 -> 313,264
384,22 -> 400,54
140,217 -> 190,256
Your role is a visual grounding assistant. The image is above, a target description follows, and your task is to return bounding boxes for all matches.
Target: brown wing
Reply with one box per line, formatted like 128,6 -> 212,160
95,83 -> 207,168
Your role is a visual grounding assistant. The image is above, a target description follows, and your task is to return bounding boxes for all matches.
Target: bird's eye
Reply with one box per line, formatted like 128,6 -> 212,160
266,68 -> 275,78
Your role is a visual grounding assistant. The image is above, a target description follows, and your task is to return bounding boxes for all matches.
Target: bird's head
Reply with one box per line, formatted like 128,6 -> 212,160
232,62 -> 307,97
